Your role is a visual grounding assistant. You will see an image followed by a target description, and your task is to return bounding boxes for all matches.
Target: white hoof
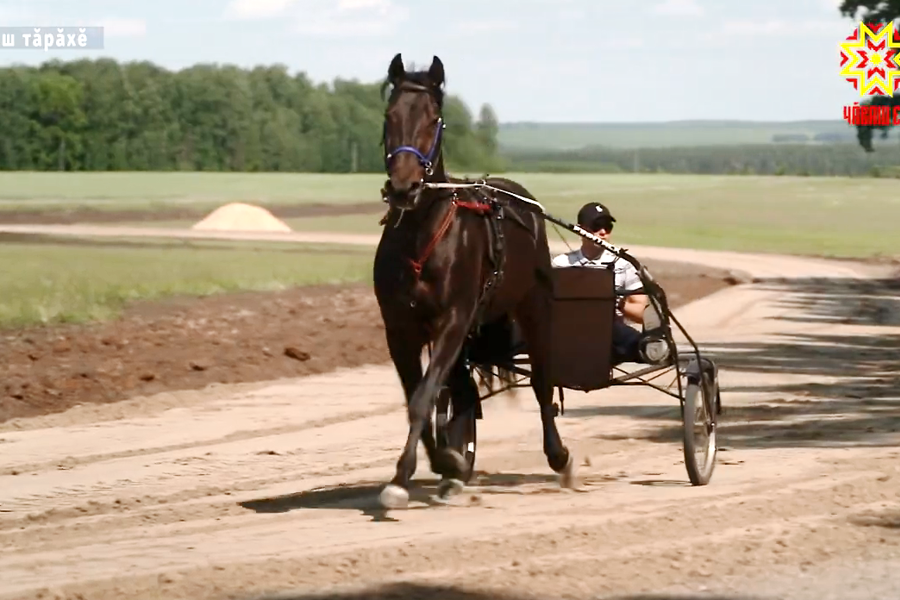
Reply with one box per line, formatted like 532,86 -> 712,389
559,454 -> 578,489
435,478 -> 464,504
379,484 -> 409,510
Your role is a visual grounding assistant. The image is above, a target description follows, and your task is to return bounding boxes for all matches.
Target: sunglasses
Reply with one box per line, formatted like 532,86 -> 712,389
589,219 -> 614,232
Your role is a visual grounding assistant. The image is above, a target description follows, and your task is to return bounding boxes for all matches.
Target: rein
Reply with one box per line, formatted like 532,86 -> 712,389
408,194 -> 493,278
424,180 -> 655,285
423,181 -> 547,212
381,82 -> 492,280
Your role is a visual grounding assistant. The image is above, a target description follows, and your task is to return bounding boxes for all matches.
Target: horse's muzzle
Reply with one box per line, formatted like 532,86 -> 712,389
385,180 -> 423,210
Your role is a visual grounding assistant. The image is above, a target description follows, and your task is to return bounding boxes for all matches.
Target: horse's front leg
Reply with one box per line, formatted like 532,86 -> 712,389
380,307 -> 477,509
384,327 -> 445,478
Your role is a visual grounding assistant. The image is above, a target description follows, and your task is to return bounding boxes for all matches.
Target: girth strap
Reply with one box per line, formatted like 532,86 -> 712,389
471,194 -> 506,329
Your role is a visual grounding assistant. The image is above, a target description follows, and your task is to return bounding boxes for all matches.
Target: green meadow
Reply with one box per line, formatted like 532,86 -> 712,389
496,120 -> 854,150
1,171 -> 894,328
0,237 -> 373,327
28,171 -> 884,259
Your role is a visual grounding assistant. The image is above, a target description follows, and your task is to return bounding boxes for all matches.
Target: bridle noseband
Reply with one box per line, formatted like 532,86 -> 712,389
383,82 -> 445,178
385,117 -> 444,176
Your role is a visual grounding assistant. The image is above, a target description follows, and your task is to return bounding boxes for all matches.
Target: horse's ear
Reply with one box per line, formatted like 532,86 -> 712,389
428,55 -> 444,87
388,53 -> 405,84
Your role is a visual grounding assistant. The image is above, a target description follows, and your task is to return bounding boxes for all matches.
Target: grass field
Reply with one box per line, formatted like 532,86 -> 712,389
497,120 -> 858,150
1,171 -> 896,329
0,172 -> 388,212
3,171 -> 896,258
303,174 -> 895,258
0,237 -> 373,327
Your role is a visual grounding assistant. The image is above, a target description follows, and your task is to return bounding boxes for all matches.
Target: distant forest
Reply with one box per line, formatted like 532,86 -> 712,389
0,57 -> 897,177
501,140 -> 900,178
497,94 -> 900,178
0,58 -> 503,173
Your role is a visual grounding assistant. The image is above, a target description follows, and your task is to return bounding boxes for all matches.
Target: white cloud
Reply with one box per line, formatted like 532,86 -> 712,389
716,19 -> 845,37
449,20 -> 517,37
338,0 -> 389,9
0,6 -> 36,24
611,37 -> 644,49
721,19 -> 789,36
59,15 -> 146,37
649,0 -> 704,17
101,18 -> 146,37
293,0 -> 408,37
694,18 -> 849,46
559,8 -> 585,19
222,0 -> 406,34
223,0 -> 297,20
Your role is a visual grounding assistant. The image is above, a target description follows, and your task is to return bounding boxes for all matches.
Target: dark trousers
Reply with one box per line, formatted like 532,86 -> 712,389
466,315 -> 643,366
611,319 -> 643,364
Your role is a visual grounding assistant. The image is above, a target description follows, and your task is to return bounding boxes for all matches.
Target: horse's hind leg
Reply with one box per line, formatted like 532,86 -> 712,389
514,287 -> 577,487
434,350 -> 480,500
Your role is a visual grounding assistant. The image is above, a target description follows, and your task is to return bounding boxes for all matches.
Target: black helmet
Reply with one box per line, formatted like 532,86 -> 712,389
577,202 -> 616,230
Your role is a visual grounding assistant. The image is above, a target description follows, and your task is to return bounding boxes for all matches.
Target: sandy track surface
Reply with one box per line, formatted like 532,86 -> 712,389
2,228 -> 900,600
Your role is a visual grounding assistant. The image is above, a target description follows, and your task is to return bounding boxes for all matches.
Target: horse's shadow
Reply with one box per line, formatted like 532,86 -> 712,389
239,482 -> 413,522
630,479 -> 692,488
238,472 -> 566,521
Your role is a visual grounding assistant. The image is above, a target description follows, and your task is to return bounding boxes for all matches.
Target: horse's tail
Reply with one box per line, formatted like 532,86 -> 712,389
494,365 -> 519,399
471,360 -> 519,401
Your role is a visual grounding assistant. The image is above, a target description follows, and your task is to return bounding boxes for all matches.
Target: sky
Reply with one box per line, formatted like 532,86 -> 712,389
0,0 -> 874,123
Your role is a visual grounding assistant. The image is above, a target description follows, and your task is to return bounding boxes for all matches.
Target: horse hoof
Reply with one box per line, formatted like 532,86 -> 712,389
559,454 -> 578,489
379,484 -> 409,510
435,478 -> 464,504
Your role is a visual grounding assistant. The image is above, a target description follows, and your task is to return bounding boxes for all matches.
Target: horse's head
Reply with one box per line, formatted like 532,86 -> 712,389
381,53 -> 446,210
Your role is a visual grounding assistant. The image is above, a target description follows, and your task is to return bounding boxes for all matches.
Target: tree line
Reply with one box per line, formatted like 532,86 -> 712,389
502,141 -> 900,177
2,52 -> 897,178
0,58 -> 503,173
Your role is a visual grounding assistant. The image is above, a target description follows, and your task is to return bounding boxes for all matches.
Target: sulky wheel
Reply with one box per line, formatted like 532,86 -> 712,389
682,369 -> 718,486
434,388 -> 477,484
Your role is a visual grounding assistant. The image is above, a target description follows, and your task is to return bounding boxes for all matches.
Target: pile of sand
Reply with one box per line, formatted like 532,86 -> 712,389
191,202 -> 292,233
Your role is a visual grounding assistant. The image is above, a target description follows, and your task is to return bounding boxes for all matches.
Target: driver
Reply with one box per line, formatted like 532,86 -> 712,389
551,202 -> 669,365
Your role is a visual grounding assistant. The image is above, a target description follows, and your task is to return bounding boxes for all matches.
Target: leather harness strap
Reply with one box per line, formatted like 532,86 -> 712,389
408,197 -> 492,278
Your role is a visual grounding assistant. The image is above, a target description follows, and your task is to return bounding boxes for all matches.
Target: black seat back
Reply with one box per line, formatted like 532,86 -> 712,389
549,266 -> 617,391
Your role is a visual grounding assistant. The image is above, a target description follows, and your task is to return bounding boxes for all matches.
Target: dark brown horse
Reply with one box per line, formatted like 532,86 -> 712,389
373,53 -> 576,509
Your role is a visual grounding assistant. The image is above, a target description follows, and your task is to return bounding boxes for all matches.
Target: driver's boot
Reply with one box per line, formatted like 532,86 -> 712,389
639,303 -> 670,365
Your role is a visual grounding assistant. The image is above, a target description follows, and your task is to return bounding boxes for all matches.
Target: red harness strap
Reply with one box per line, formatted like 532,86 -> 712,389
408,198 -> 492,277
409,200 -> 457,277
455,199 -> 492,214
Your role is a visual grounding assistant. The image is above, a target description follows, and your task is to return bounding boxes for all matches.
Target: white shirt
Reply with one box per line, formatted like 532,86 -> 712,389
551,248 -> 642,317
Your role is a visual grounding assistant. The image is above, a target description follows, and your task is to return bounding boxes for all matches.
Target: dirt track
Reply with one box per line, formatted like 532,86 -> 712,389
2,232 -> 900,600
0,229 -> 731,423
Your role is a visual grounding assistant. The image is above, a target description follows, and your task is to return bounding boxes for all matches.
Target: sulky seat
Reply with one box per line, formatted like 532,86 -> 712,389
548,265 -> 617,391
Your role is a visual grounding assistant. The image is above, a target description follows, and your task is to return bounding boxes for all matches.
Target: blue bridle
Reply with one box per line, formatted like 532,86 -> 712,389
384,117 -> 445,176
